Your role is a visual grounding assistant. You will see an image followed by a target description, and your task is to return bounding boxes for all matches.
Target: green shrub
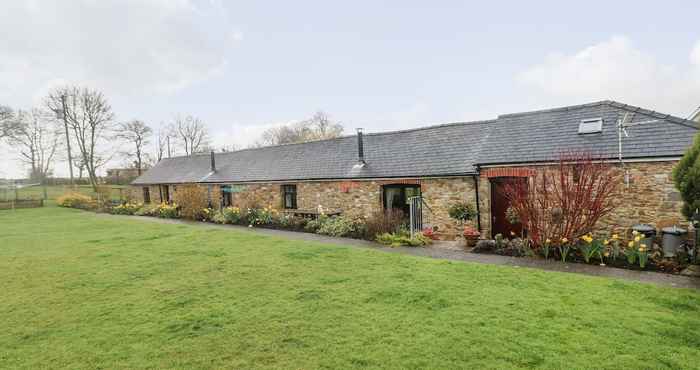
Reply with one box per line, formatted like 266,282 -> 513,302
135,204 -> 159,217
200,208 -> 215,222
110,202 -> 142,215
222,206 -> 243,224
448,202 -> 476,223
212,212 -> 227,224
304,215 -> 328,233
157,203 -> 179,219
673,133 -> 700,220
56,192 -> 96,210
317,216 -> 364,238
246,207 -> 278,226
376,231 -> 431,247
278,214 -> 308,230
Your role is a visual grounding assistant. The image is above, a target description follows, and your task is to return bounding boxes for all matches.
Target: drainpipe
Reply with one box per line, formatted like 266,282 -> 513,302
473,167 -> 482,233
210,150 -> 216,172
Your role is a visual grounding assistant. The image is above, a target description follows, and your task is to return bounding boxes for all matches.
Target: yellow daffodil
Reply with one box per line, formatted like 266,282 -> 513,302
603,239 -> 610,245
628,241 -> 635,248
545,238 -> 551,244
632,230 -> 639,236
634,236 -> 641,242
612,234 -> 619,240
639,246 -> 646,252
603,251 -> 610,257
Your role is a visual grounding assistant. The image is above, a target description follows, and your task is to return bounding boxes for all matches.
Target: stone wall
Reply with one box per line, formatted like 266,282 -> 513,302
600,161 -> 685,232
421,177 -> 478,237
477,161 -> 685,238
130,177 -> 479,239
128,160 -> 683,239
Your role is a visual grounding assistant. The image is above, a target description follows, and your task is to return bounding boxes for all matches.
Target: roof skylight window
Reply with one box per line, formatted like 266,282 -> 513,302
578,118 -> 603,134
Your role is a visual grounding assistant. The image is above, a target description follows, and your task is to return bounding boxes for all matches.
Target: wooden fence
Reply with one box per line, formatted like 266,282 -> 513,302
0,199 -> 44,210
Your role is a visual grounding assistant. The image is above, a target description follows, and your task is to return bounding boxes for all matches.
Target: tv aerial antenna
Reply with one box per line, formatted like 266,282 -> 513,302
617,112 -> 661,187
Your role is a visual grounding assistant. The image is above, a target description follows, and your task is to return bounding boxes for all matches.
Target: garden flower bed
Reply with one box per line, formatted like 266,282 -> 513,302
56,191 -> 430,247
473,231 -> 695,274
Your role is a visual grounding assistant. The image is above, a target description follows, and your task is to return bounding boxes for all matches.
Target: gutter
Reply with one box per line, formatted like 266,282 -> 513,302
478,155 -> 684,168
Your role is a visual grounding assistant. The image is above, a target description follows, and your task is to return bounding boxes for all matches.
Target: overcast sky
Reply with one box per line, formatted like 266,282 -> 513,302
1,0 -> 699,178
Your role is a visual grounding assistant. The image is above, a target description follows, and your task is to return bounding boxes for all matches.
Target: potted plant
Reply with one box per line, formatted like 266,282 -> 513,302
448,202 -> 477,247
463,226 -> 480,248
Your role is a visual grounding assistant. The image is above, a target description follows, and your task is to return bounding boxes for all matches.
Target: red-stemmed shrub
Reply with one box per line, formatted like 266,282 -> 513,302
503,151 -> 621,248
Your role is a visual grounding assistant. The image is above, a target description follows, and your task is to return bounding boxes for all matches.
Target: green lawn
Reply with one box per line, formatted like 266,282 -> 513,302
2,207 -> 700,369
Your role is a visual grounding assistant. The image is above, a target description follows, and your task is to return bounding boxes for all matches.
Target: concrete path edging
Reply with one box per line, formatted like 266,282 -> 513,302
98,213 -> 700,290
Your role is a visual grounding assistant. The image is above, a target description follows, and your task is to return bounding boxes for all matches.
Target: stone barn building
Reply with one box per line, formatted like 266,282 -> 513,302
131,101 -> 698,238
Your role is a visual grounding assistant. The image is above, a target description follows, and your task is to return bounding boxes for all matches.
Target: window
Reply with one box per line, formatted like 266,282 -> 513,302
382,184 -> 421,216
282,184 -> 297,209
221,185 -> 233,207
578,118 -> 603,134
142,187 -> 151,204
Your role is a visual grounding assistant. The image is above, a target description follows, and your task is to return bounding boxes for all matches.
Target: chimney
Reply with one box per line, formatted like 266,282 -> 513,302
356,128 -> 365,165
210,150 -> 216,172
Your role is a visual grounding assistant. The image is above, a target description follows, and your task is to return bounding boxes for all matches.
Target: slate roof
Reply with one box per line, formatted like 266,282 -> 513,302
132,100 -> 698,185
132,120 -> 493,185
477,100 -> 698,165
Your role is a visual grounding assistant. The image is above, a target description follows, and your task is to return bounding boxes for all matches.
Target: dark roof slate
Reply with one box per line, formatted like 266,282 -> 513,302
132,120 -> 492,185
477,100 -> 698,165
132,100 -> 698,185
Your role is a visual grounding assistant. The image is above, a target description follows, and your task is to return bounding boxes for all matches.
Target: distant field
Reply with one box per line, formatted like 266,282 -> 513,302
1,185 -> 127,202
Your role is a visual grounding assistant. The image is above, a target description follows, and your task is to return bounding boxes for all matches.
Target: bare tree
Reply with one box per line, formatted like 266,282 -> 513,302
255,111 -> 343,147
6,109 -> 60,182
155,124 -> 170,161
116,120 -> 152,175
46,89 -> 75,184
0,105 -> 18,140
46,86 -> 115,190
169,114 -> 209,155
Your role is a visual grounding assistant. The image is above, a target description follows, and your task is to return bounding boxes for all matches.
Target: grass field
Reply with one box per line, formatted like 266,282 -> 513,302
2,206 -> 700,369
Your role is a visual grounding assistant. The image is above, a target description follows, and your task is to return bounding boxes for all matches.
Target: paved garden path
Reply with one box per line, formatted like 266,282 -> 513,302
103,214 -> 700,290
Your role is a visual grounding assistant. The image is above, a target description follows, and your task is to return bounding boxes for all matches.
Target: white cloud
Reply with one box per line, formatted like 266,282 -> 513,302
0,0 -> 241,104
692,40 -> 700,66
519,35 -> 700,117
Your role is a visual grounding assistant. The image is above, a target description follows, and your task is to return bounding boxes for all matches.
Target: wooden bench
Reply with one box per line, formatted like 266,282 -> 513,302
283,209 -> 342,219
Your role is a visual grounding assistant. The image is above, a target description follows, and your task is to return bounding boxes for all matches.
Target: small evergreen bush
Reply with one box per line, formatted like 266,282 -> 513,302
673,133 -> 700,220
316,216 -> 364,238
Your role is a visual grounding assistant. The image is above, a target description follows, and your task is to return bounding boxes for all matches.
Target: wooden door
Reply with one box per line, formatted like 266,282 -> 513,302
490,178 -> 524,237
